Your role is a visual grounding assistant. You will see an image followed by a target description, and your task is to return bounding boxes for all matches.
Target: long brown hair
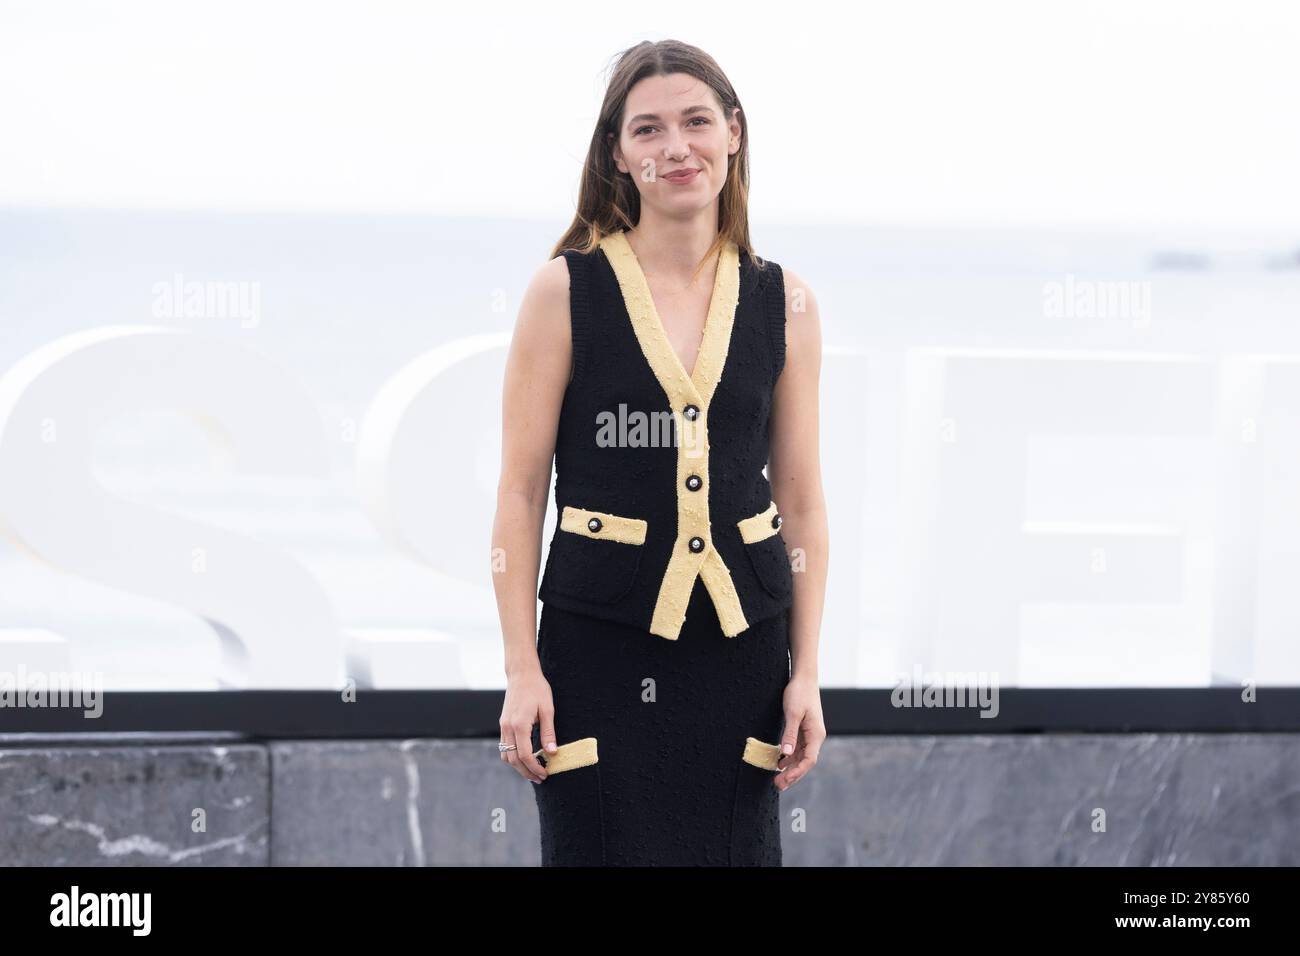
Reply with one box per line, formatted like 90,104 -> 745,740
548,39 -> 768,277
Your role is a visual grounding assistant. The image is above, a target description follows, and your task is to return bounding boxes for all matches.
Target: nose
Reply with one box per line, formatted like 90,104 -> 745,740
662,132 -> 689,162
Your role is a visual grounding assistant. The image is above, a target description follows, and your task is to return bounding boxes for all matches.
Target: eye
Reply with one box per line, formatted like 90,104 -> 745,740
633,117 -> 710,136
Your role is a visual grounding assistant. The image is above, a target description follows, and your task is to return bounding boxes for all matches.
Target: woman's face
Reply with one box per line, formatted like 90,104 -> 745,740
611,73 -> 739,218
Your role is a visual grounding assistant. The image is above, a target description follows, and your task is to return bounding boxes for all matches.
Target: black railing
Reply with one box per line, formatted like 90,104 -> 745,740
1,687 -> 1297,739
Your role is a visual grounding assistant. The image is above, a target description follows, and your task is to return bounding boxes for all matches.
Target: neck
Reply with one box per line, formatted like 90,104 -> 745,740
624,211 -> 721,281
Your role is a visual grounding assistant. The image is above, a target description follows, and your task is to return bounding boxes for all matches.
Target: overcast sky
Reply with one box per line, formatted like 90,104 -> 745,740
1,0 -> 1297,229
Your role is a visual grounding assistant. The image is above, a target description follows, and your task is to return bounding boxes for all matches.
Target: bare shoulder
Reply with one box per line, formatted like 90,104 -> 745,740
509,254 -> 574,369
771,264 -> 821,376
517,254 -> 572,329
535,252 -> 573,298
777,265 -> 820,323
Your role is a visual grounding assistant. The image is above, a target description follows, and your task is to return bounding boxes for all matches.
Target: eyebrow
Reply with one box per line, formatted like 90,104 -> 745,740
626,105 -> 717,129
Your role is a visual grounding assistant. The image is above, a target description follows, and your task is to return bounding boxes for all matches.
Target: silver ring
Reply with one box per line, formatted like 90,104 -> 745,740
498,743 -> 517,753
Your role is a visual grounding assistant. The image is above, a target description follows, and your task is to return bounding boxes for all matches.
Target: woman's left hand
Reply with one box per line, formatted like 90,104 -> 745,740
775,673 -> 826,791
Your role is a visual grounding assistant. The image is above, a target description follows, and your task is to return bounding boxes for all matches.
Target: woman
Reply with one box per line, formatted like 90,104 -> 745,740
492,39 -> 828,866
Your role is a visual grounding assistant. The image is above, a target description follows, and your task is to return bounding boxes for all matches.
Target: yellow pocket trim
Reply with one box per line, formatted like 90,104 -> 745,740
533,736 -> 599,774
737,501 -> 781,544
742,736 -> 783,771
561,505 -> 647,546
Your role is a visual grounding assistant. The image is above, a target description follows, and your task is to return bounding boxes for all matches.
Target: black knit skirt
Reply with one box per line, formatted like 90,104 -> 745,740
531,575 -> 790,866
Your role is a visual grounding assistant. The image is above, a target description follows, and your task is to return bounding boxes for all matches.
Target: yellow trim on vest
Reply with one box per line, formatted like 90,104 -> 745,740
738,500 -> 781,544
560,505 -> 647,546
742,736 -> 782,771
599,229 -> 748,640
533,736 -> 599,773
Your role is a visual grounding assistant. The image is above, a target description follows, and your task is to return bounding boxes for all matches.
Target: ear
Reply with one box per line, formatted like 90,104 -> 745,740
608,131 -> 626,175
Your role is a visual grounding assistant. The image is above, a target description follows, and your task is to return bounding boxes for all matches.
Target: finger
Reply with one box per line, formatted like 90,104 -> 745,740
781,752 -> 818,788
779,710 -> 802,758
775,743 -> 799,774
514,720 -> 549,780
497,719 -> 510,762
503,724 -> 543,782
774,746 -> 801,789
537,703 -> 558,756
798,730 -> 824,769
505,744 -> 542,782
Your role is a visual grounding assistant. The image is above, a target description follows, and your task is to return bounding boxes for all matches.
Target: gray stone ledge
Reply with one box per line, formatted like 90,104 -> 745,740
1,743 -> 268,865
2,733 -> 1296,865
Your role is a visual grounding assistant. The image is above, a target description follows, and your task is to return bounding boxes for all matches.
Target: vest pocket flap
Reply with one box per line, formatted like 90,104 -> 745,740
544,506 -> 648,604
737,500 -> 782,543
561,505 -> 647,545
738,503 -> 793,600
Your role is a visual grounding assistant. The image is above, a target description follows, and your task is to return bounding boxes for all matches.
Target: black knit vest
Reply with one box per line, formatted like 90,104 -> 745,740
537,229 -> 792,640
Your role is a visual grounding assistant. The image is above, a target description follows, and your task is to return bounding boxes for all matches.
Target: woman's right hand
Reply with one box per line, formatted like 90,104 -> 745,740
499,667 -> 557,783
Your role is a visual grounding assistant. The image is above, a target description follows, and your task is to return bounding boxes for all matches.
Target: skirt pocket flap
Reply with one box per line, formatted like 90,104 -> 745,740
730,735 -> 784,865
533,735 -> 599,774
741,736 -> 783,772
532,735 -> 606,866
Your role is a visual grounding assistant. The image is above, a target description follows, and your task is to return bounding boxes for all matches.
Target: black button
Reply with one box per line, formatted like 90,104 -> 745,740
685,474 -> 702,491
771,513 -> 781,529
683,404 -> 699,421
588,517 -> 602,532
688,536 -> 705,553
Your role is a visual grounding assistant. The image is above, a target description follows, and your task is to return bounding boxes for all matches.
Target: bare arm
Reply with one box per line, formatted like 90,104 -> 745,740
767,265 -> 829,789
491,253 -> 573,782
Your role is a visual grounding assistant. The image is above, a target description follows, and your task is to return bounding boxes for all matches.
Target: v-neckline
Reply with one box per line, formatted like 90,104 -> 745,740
599,229 -> 741,400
